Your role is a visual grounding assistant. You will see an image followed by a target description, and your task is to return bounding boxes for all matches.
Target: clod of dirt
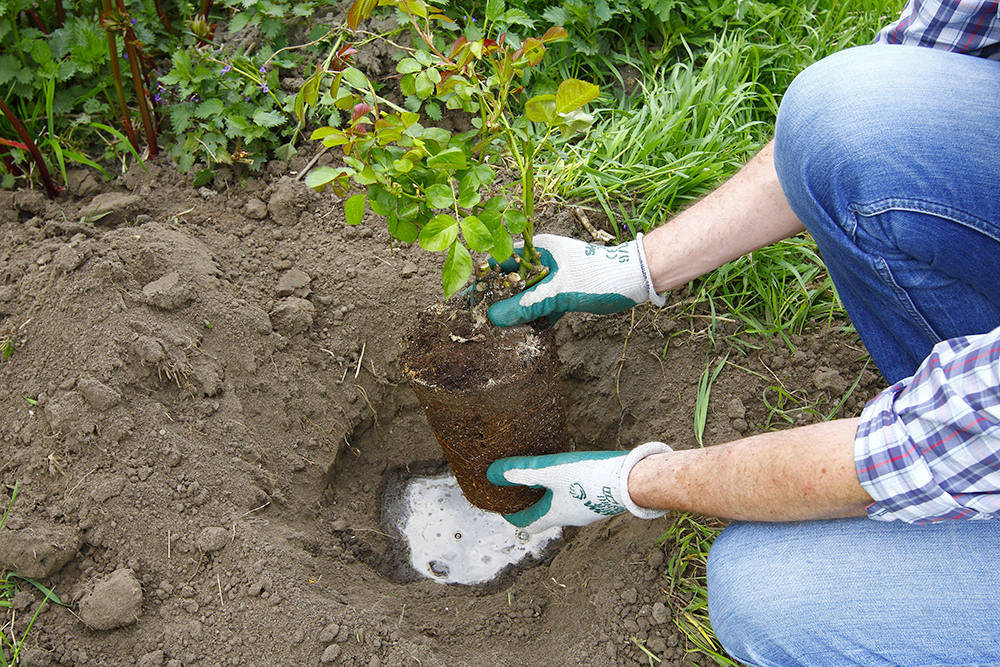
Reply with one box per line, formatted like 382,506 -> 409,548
195,526 -> 231,553
320,644 -> 342,664
142,271 -> 196,311
276,267 -> 312,297
270,296 -> 315,335
78,568 -> 143,630
0,522 -> 82,579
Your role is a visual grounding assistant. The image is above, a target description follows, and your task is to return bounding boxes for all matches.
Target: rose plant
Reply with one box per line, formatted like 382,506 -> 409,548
303,0 -> 599,297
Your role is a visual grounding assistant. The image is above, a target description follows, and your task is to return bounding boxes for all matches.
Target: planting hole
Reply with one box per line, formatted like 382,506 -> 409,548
390,473 -> 561,585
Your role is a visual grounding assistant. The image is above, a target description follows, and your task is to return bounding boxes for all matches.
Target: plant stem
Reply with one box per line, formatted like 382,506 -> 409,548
0,99 -> 60,198
118,6 -> 159,156
518,136 -> 537,278
102,0 -> 139,152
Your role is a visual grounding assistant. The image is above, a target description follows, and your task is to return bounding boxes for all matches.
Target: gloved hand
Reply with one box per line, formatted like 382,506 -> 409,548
486,442 -> 673,533
487,233 -> 666,327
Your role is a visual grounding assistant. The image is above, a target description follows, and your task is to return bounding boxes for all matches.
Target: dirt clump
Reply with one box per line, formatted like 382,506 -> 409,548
0,150 -> 885,666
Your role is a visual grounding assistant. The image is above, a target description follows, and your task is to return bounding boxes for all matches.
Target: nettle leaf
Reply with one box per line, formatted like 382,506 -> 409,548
253,109 -> 285,128
485,0 -> 504,22
345,193 -> 366,225
443,241 -> 473,297
419,214 -> 459,251
555,78 -> 600,113
425,183 -> 454,209
460,215 -> 493,253
195,98 -> 225,119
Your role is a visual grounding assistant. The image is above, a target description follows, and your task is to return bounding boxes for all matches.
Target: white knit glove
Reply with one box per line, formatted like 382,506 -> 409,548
487,233 -> 666,326
486,442 -> 673,533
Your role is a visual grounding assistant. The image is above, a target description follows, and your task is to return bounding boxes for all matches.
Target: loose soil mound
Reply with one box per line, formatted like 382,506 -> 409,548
0,153 -> 885,667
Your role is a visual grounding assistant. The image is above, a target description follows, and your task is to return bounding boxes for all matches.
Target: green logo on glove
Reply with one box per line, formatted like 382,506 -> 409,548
582,486 -> 624,516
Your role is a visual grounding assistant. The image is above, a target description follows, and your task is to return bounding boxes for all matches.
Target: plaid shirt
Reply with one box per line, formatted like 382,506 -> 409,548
874,0 -> 1000,59
856,326 -> 1000,523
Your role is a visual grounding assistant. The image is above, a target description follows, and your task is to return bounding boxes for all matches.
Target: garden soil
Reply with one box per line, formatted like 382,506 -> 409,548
0,151 -> 886,667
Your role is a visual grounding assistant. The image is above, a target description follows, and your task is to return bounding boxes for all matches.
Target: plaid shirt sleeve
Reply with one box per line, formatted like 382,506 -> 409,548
873,0 -> 1000,60
855,325 -> 1000,523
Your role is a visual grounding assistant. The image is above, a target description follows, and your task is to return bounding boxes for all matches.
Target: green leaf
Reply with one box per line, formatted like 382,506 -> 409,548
427,147 -> 467,170
425,183 -> 454,209
252,109 -> 285,128
555,79 -> 600,113
457,171 -> 482,209
342,66 -> 370,90
504,209 -> 528,234
195,98 -> 225,119
414,70 -> 435,98
388,212 -> 419,244
525,94 -> 558,124
490,227 -> 514,263
368,184 -> 397,216
345,193 -> 366,225
305,166 -> 350,191
419,214 -> 459,251
485,0 -> 504,22
460,215 -> 493,252
443,242 -> 473,297
397,58 -> 422,74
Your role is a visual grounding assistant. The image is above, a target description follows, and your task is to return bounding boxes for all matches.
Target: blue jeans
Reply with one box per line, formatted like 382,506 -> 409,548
707,519 -> 1000,666
774,44 -> 1000,384
708,45 -> 1000,665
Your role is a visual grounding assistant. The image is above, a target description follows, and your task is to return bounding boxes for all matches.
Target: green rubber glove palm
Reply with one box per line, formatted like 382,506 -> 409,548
486,442 -> 672,534
487,233 -> 666,327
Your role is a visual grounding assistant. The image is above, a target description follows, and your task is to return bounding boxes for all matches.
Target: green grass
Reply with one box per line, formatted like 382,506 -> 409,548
540,0 -> 895,344
657,513 -> 742,666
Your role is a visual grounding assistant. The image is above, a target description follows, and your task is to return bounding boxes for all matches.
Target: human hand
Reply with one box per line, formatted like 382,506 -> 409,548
486,442 -> 672,533
486,233 -> 666,327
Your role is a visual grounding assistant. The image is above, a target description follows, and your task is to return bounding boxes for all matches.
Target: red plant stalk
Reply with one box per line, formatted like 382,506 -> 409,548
102,0 -> 140,151
0,99 -> 60,198
116,1 -> 158,157
153,0 -> 173,33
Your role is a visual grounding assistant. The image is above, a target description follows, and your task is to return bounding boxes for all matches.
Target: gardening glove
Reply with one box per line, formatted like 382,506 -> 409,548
487,233 -> 667,327
486,442 -> 673,533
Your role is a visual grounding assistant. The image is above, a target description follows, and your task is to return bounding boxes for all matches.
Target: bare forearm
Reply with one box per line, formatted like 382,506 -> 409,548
643,140 -> 805,292
627,419 -> 873,521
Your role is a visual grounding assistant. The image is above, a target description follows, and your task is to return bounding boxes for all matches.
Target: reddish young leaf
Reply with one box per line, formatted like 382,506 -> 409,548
541,26 -> 568,43
347,0 -> 377,31
352,102 -> 373,123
